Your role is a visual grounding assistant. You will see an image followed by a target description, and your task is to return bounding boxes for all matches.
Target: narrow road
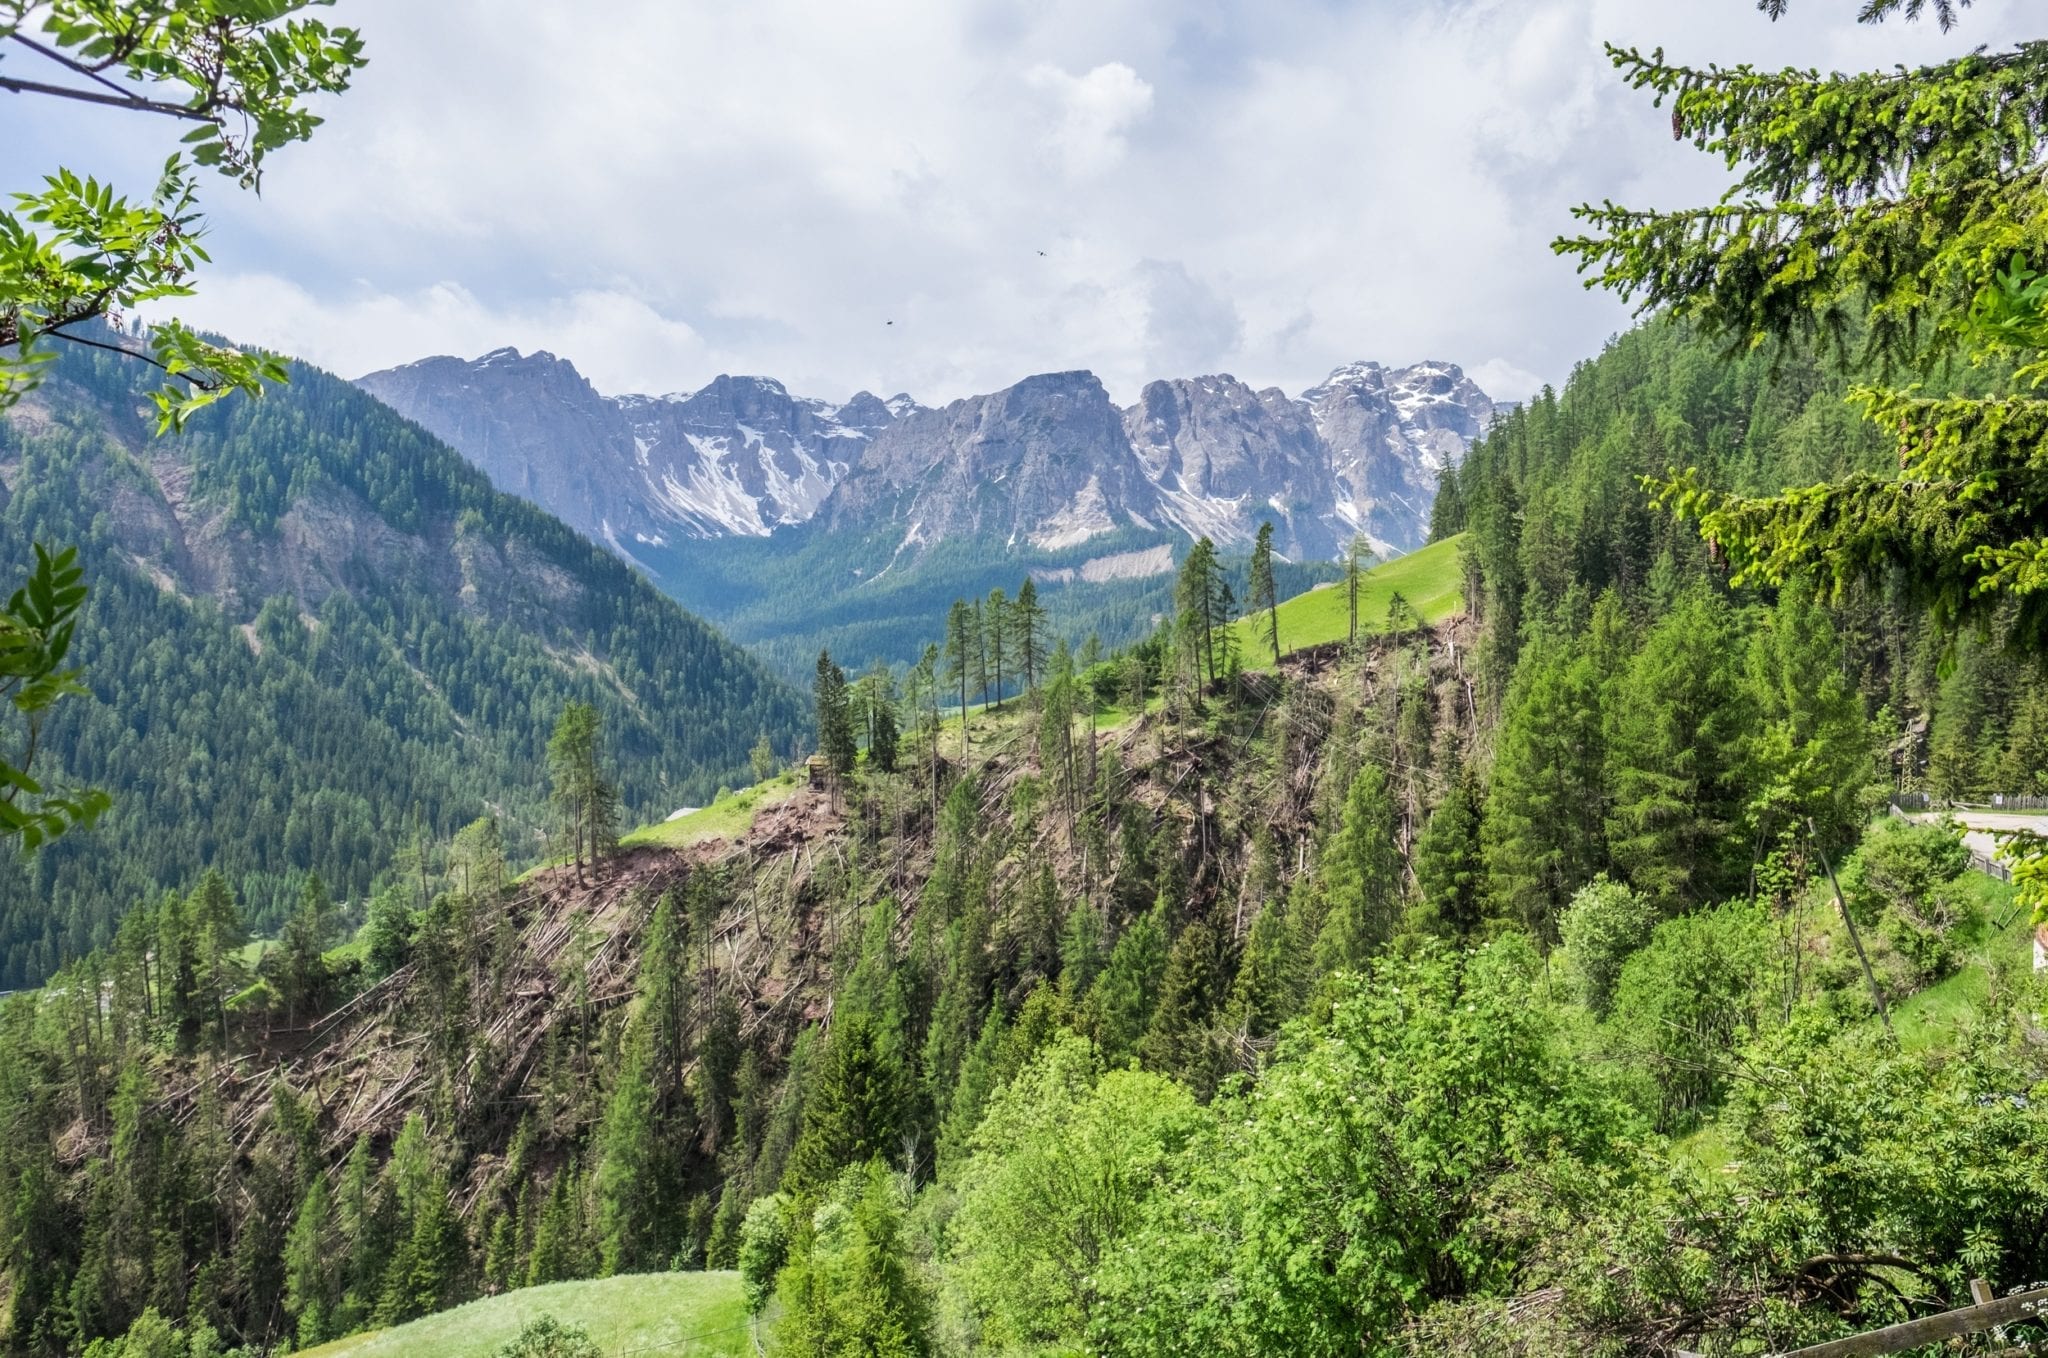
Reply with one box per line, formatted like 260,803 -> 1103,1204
1905,809 -> 2048,864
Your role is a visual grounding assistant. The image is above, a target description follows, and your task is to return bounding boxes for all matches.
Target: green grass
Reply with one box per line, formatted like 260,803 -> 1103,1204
297,1271 -> 752,1358
1230,535 -> 1465,660
621,771 -> 803,851
1891,876 -> 2037,1053
1671,1123 -> 1741,1175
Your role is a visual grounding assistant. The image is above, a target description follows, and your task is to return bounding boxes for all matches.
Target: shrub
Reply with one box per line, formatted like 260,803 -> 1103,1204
738,1193 -> 790,1315
495,1315 -> 602,1358
1607,902 -> 1771,1130
1560,875 -> 1659,1016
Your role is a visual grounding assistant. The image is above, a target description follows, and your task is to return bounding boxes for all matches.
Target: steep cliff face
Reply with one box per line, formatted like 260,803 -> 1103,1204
616,375 -> 902,541
355,347 -> 646,546
1125,374 -> 1337,558
819,370 -> 1160,554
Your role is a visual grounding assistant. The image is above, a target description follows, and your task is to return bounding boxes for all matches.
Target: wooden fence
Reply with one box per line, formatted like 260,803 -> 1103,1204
1673,1283 -> 2048,1358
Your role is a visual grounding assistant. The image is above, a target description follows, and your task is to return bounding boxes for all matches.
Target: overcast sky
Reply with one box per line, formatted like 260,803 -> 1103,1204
5,0 -> 2034,405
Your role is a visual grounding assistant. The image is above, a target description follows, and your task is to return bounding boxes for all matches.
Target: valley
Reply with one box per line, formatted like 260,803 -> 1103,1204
358,350 -> 1495,678
5,4 -> 2048,1358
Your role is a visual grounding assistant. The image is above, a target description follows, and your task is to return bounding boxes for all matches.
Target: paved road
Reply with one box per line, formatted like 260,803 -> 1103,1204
1910,809 -> 2048,862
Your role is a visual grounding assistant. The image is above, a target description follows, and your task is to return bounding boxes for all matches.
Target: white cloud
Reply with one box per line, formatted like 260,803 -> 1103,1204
1025,62 -> 1155,177
1135,259 -> 1243,376
8,0 -> 2036,408
149,277 -> 710,395
1471,359 -> 1547,405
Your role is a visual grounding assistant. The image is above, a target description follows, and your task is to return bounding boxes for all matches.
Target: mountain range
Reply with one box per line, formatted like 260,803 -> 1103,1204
357,351 -> 1497,568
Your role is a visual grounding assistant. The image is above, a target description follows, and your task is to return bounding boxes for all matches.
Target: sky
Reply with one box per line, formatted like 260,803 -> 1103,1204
4,0 -> 2036,406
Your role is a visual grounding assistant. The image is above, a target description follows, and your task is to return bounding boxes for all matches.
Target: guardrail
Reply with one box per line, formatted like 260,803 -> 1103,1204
1892,792 -> 2048,812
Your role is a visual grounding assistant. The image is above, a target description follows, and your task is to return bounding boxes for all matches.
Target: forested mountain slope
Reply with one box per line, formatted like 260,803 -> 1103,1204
0,340 -> 807,986
1435,317 -> 2048,801
6,560 -> 2040,1357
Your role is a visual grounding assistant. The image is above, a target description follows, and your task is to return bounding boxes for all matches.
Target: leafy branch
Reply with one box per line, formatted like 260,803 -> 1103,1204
0,544 -> 108,851
1,0 -> 363,429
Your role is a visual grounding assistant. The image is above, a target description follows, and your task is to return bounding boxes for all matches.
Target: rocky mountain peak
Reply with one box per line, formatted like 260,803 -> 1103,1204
357,350 -> 1497,569
822,369 -> 1157,555
359,352 -> 923,550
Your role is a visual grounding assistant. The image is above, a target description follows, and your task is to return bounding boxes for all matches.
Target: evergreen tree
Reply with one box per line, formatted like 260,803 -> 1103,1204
1088,900 -> 1168,1064
815,651 -> 857,778
706,1180 -> 748,1271
986,586 -> 1010,708
1430,462 -> 1466,540
284,1173 -> 339,1347
335,1132 -> 392,1334
1037,643 -> 1082,840
1250,521 -> 1281,665
936,998 -> 1010,1173
971,599 -> 991,707
1172,541 -> 1217,705
699,993 -> 744,1156
1748,580 -> 1877,850
1138,917 -> 1225,1098
853,666 -> 901,776
1315,761 -> 1403,972
378,1114 -> 466,1324
1997,685 -> 2048,794
1225,893 -> 1302,1042
273,872 -> 333,1027
1605,589 -> 1755,911
526,1163 -> 589,1288
595,1039 -> 665,1275
184,870 -> 245,1052
904,643 -> 944,802
1346,536 -> 1373,643
1483,632 -> 1608,944
1058,898 -> 1107,1002
784,1014 -> 908,1195
752,730 -> 780,784
1013,578 -> 1048,695
449,815 -> 505,902
1413,758 -> 1486,938
945,601 -> 975,759
920,895 -> 992,1136
547,701 -> 619,884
